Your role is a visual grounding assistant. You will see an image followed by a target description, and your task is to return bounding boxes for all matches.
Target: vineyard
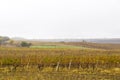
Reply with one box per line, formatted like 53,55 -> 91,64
0,47 -> 120,80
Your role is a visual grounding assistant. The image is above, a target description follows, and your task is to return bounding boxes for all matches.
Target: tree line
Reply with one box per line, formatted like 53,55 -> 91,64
0,36 -> 32,47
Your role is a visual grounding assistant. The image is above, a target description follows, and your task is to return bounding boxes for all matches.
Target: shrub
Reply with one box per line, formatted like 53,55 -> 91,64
20,41 -> 32,47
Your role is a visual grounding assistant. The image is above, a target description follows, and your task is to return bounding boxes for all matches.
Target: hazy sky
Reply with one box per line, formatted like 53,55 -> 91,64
0,0 -> 120,39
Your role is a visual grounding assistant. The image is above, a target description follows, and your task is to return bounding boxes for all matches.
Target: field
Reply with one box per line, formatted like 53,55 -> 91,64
0,42 -> 120,80
30,45 -> 92,50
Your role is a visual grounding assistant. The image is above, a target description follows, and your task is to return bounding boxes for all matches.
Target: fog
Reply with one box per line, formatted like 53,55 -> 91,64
0,0 -> 120,39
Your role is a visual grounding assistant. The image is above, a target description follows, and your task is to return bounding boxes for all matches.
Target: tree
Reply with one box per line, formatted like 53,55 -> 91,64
0,36 -> 10,46
20,41 -> 32,47
9,40 -> 14,45
82,40 -> 86,43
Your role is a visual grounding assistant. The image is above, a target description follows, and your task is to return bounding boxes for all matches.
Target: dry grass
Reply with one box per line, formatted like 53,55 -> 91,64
0,47 -> 120,80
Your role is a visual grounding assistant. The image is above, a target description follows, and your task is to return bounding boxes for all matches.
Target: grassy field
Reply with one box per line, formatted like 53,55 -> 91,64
0,43 -> 120,80
26,41 -> 120,50
30,45 -> 92,49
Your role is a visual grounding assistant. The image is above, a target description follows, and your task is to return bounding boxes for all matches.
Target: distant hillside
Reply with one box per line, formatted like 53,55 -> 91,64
12,37 -> 26,41
64,42 -> 120,50
12,37 -> 120,44
86,38 -> 120,44
11,37 -> 120,49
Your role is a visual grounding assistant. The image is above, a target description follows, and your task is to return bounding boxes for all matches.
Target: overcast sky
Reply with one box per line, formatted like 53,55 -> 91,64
0,0 -> 120,39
